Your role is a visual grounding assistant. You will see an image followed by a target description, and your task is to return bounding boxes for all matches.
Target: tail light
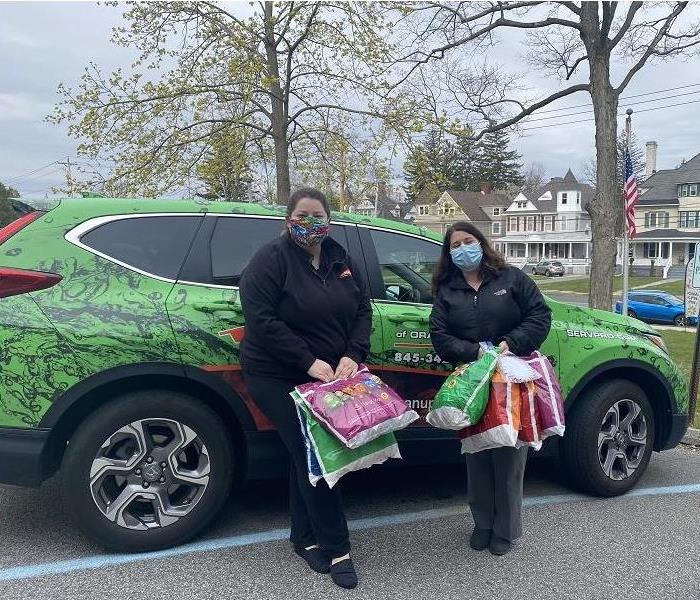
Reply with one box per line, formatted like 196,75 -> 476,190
0,211 -> 44,246
0,267 -> 62,299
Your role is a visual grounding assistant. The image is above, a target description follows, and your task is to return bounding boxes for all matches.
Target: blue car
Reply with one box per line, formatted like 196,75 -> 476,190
614,290 -> 697,326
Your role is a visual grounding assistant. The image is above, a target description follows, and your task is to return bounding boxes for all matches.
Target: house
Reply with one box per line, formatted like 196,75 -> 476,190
621,144 -> 700,278
410,183 -> 511,247
495,169 -> 595,274
348,182 -> 411,221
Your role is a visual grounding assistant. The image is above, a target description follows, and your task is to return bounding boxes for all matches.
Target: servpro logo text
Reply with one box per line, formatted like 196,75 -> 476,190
566,329 -> 635,342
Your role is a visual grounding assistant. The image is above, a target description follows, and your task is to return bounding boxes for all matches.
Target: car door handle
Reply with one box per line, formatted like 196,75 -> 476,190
386,313 -> 429,324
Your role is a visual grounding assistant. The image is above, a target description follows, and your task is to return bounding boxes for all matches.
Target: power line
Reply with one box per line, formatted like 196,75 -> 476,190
3,162 -> 58,185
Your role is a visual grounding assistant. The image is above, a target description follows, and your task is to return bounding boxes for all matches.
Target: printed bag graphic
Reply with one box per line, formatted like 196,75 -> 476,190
293,365 -> 418,449
522,351 -> 565,439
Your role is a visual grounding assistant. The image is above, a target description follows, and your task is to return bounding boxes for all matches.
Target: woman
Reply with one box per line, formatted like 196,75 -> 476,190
429,222 -> 551,556
239,187 -> 371,588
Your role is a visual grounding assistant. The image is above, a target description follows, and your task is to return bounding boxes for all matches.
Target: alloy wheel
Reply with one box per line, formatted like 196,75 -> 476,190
597,399 -> 647,481
89,418 -> 210,530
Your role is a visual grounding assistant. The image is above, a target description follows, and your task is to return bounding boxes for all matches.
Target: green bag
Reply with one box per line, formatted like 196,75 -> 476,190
292,391 -> 401,489
426,349 -> 499,430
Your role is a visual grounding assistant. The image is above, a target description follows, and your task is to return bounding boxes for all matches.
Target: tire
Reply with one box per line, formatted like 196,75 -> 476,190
61,389 -> 235,552
560,379 -> 654,496
627,310 -> 637,319
545,270 -> 551,277
674,314 -> 687,327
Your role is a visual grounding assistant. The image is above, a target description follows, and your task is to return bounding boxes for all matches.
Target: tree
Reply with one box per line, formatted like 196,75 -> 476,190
477,129 -> 524,191
195,130 -> 252,201
520,163 -> 547,199
0,181 -> 21,228
50,2 -> 410,201
447,133 -> 480,191
403,128 -> 453,201
398,2 -> 700,309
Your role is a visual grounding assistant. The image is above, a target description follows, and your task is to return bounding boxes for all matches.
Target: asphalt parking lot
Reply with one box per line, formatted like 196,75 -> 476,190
2,447 -> 700,600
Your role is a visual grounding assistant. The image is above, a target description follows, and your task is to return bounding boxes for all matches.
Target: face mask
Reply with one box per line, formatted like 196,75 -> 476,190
287,215 -> 330,247
450,242 -> 483,272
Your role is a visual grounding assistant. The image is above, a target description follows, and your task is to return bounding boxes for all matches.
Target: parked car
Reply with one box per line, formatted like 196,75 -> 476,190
533,260 -> 566,277
0,198 -> 688,551
614,290 -> 697,327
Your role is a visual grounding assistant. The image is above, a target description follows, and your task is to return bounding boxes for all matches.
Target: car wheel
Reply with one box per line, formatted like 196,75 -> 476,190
674,314 -> 687,327
61,389 -> 235,552
560,379 -> 654,496
627,310 -> 637,319
545,270 -> 551,277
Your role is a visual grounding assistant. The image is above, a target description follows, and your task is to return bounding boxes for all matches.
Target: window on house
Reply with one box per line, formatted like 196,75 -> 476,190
561,192 -> 568,205
508,216 -> 518,231
525,216 -> 535,231
681,184 -> 689,197
517,201 -> 527,209
492,222 -> 501,235
643,243 -> 658,259
680,211 -> 700,228
576,191 -> 581,205
691,184 -> 698,196
418,205 -> 429,215
493,207 -> 501,216
544,216 -> 553,232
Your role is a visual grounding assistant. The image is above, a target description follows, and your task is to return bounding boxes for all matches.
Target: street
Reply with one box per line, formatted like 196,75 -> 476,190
1,447 -> 700,599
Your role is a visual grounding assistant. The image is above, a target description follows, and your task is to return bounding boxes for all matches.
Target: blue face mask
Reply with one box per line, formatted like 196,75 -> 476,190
450,242 -> 483,272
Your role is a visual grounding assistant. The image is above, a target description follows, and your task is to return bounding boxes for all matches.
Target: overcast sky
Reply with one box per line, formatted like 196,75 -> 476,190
2,1 -> 700,198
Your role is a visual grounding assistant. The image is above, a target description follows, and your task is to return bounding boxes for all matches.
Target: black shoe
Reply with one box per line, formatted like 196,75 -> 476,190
489,536 -> 512,556
469,528 -> 491,551
294,545 -> 330,574
330,558 -> 358,589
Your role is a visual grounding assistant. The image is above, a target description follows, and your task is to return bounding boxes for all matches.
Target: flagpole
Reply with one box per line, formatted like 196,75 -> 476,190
622,108 -> 633,317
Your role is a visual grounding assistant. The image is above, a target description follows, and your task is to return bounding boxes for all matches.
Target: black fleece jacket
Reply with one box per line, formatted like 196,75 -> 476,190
429,265 -> 552,365
239,234 -> 372,379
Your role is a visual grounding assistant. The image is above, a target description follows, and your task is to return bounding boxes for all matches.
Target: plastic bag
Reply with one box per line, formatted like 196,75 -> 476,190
516,380 -> 543,450
458,370 -> 521,453
497,353 -> 541,383
522,351 -> 565,439
294,366 -> 418,449
294,396 -> 401,488
426,349 -> 499,430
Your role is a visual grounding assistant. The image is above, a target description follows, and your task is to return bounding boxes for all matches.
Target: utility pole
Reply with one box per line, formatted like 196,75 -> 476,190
57,157 -> 74,196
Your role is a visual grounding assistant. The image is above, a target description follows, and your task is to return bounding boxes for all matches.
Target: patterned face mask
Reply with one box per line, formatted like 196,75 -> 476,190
286,215 -> 330,247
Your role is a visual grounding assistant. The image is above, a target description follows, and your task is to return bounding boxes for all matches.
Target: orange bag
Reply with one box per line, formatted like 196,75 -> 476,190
516,380 -> 543,450
458,371 -> 521,454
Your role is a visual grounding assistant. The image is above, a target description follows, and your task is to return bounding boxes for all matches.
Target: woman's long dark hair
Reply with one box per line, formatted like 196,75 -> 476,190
432,221 -> 506,296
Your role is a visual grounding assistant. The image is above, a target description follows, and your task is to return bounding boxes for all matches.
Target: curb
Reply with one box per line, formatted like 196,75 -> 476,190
682,427 -> 700,446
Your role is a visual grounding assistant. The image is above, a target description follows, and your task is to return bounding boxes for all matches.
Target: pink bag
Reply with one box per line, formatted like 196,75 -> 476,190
295,365 -> 418,449
522,351 -> 565,439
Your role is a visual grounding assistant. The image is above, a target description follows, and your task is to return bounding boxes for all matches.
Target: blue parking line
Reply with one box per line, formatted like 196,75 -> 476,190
1,482 -> 699,582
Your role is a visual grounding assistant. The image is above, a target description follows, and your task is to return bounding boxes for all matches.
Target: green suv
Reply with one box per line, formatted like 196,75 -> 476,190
0,197 -> 688,551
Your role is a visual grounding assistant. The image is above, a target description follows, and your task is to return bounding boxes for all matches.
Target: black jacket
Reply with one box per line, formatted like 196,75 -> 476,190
429,265 -> 552,365
239,234 -> 372,379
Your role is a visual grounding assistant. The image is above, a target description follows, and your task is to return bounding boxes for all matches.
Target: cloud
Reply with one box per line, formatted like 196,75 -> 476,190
0,92 -> 50,122
0,28 -> 45,49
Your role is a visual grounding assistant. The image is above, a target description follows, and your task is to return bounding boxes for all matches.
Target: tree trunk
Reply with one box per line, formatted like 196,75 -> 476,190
263,2 -> 291,203
588,54 -> 619,310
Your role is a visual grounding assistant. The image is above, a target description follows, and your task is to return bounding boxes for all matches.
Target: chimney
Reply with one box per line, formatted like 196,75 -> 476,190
480,181 -> 493,195
645,141 -> 657,178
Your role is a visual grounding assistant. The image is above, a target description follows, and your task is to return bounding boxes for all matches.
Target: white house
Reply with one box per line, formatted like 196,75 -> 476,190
496,169 -> 595,274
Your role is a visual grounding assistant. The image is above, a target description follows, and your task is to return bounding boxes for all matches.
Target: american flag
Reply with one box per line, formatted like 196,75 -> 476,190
624,148 -> 638,239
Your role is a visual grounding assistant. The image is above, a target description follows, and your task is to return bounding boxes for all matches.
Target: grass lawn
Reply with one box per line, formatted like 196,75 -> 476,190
651,279 -> 685,298
662,329 -> 699,425
537,275 -> 661,294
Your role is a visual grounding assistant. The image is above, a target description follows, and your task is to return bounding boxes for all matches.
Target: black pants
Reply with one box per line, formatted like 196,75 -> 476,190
466,446 -> 528,541
244,373 -> 350,558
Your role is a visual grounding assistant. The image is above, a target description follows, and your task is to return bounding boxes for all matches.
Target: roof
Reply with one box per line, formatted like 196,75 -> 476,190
632,228 -> 700,240
51,197 -> 442,241
639,151 -> 700,206
531,169 -> 595,211
442,190 -> 510,222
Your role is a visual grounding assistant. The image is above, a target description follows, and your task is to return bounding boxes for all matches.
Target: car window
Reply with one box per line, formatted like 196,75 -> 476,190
80,215 -> 202,279
643,295 -> 666,306
207,217 -> 349,286
369,229 -> 440,304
